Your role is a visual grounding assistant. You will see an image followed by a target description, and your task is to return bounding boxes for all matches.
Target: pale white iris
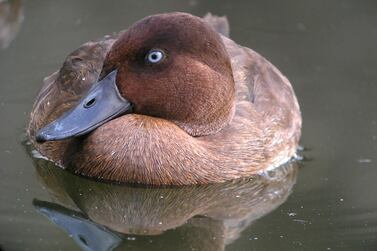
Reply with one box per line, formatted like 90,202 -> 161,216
146,50 -> 164,63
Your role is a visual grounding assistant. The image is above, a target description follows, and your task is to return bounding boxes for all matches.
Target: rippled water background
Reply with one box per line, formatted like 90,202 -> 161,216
0,0 -> 376,250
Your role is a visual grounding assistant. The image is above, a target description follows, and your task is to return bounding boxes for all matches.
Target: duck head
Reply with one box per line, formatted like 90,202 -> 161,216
36,12 -> 235,142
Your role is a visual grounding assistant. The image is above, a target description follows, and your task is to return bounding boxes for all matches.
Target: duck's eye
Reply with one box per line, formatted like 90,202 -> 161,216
146,49 -> 164,64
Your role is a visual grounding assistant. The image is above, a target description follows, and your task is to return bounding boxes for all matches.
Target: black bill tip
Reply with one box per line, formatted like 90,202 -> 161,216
35,131 -> 48,143
34,70 -> 132,143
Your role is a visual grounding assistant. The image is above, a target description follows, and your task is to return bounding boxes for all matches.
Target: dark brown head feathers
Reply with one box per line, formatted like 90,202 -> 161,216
103,12 -> 235,136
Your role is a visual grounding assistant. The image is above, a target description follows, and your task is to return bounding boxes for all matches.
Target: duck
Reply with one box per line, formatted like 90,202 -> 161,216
28,12 -> 302,186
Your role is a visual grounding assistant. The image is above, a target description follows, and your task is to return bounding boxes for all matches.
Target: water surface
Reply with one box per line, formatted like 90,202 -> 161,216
0,0 -> 377,250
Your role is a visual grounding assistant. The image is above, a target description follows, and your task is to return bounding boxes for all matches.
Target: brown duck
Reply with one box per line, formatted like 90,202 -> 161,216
28,12 -> 302,185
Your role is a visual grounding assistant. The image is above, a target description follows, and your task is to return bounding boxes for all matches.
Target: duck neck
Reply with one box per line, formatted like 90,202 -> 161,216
174,100 -> 236,136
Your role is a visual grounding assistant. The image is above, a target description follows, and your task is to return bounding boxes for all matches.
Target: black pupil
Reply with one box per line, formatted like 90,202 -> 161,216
151,53 -> 158,60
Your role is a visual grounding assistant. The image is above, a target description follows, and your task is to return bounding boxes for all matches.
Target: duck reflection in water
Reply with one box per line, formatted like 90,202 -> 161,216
32,158 -> 299,251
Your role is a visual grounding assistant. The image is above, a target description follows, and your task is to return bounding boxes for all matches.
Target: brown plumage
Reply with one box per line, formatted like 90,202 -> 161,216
28,12 -> 301,185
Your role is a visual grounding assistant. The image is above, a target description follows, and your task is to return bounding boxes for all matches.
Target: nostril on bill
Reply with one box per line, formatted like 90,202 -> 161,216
84,98 -> 96,108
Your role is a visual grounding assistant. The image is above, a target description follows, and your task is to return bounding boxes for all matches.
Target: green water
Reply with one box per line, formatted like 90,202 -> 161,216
0,0 -> 376,250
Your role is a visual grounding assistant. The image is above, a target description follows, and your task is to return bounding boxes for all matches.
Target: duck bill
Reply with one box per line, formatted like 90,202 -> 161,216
36,70 -> 132,143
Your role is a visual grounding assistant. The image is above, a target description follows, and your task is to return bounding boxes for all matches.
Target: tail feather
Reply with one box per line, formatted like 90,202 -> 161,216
203,13 -> 230,37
